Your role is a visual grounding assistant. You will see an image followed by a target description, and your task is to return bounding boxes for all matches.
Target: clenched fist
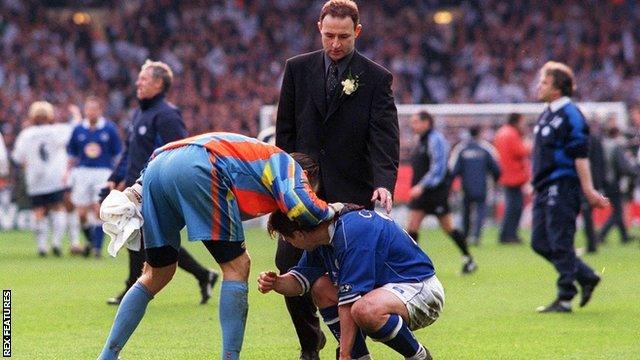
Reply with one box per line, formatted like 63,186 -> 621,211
257,271 -> 278,294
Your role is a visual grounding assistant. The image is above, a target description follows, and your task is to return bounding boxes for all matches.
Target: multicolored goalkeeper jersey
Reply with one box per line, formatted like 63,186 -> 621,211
141,132 -> 330,247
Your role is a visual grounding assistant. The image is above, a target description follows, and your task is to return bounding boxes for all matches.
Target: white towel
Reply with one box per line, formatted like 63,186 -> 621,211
100,190 -> 144,257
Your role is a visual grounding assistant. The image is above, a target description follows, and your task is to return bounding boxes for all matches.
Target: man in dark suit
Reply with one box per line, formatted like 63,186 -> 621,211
275,1 -> 399,359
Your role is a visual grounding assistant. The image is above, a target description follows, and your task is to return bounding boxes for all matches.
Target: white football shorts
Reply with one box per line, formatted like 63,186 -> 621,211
70,167 -> 112,206
380,275 -> 445,330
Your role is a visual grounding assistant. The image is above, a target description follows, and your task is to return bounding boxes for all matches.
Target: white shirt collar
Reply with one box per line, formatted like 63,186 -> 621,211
328,221 -> 336,244
549,96 -> 571,112
82,117 -> 106,129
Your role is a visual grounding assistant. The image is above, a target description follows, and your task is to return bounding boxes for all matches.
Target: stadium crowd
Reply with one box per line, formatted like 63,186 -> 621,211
1,0 -> 640,149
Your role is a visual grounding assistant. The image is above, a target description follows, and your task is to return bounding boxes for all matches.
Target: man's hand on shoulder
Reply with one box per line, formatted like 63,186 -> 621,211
329,202 -> 364,217
371,187 -> 393,213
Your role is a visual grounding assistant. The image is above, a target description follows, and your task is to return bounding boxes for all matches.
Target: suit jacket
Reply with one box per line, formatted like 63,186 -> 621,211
276,49 -> 399,207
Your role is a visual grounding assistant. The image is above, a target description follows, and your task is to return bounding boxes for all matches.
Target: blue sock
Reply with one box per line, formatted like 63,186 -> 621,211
368,314 -> 420,358
219,281 -> 248,360
92,225 -> 104,249
98,282 -> 153,360
319,306 -> 369,358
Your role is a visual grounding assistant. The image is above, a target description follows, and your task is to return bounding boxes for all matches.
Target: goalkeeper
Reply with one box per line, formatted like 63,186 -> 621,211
98,132 -> 343,360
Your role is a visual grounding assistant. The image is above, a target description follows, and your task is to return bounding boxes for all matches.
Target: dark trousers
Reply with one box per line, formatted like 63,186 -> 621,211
598,190 -> 628,243
123,246 -> 209,294
531,178 -> 598,301
500,186 -> 524,242
275,237 -> 322,352
462,195 -> 487,240
580,198 -> 598,253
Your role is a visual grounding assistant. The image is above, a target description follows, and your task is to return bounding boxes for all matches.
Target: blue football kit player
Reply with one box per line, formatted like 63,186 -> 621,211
67,97 -> 122,256
531,61 -> 609,313
260,210 -> 444,360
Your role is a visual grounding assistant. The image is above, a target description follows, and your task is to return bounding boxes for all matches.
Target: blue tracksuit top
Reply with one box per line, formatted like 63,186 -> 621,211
532,97 -> 589,190
450,139 -> 501,201
110,93 -> 187,187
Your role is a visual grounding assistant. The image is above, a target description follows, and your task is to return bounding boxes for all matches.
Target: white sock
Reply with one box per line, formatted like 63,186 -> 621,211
50,211 -> 66,249
34,217 -> 49,252
0,188 -> 10,207
66,210 -> 81,247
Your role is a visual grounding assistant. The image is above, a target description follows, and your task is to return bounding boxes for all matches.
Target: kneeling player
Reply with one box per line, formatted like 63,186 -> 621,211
98,133 -> 342,360
259,210 -> 444,360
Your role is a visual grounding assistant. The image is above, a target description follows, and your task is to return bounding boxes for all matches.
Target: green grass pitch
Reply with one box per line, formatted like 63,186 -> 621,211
1,226 -> 639,359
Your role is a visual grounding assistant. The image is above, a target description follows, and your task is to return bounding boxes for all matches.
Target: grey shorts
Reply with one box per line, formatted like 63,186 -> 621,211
380,275 -> 445,330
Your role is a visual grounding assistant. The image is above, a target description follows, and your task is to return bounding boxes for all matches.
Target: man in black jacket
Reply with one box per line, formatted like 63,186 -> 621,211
275,1 -> 399,358
104,60 -> 217,306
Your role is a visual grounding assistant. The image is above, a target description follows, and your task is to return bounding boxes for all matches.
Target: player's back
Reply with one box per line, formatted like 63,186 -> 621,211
13,123 -> 72,195
336,210 -> 436,285
153,132 -> 314,219
155,132 -> 283,192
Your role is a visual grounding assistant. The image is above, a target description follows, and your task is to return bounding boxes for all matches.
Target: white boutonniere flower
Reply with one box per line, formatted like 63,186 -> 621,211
341,72 -> 360,96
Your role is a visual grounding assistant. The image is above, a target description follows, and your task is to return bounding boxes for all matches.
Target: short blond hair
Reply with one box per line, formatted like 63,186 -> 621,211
28,101 -> 55,123
141,59 -> 174,92
540,61 -> 576,97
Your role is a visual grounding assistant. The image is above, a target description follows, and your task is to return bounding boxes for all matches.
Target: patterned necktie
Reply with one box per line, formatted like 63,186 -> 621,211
326,61 -> 339,100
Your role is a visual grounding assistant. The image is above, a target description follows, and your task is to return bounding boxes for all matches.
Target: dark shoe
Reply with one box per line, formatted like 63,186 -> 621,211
38,250 -> 47,258
69,245 -> 84,255
52,247 -> 61,257
424,346 -> 433,360
107,296 -> 122,306
413,345 -> 432,360
82,245 -> 91,258
536,299 -> 572,313
299,350 -> 320,360
579,275 -> 601,307
199,270 -> 219,305
500,237 -> 522,244
621,235 -> 636,244
461,258 -> 477,274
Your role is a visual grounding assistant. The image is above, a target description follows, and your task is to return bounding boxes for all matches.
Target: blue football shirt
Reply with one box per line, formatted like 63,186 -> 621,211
290,210 -> 436,306
67,118 -> 122,169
